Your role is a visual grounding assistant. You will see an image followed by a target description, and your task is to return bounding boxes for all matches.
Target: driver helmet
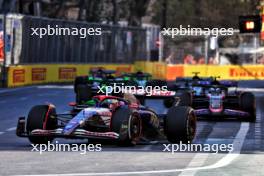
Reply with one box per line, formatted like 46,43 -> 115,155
123,93 -> 138,104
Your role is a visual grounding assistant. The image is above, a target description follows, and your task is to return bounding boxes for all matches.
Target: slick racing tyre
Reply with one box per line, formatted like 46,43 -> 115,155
76,84 -> 93,104
26,105 -> 57,144
111,107 -> 142,146
165,106 -> 196,143
74,76 -> 87,93
178,91 -> 192,106
240,92 -> 256,122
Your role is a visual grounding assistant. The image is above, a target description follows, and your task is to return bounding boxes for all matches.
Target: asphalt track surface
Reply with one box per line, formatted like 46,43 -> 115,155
0,81 -> 263,176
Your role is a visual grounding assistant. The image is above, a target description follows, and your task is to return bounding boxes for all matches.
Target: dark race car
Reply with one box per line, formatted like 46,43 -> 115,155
16,94 -> 197,145
74,68 -> 129,103
190,78 -> 256,122
175,72 -> 238,96
74,68 -> 117,94
75,70 -> 167,105
121,71 -> 152,87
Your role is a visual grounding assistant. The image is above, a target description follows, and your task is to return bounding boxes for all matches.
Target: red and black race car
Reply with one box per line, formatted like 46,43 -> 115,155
16,94 -> 196,145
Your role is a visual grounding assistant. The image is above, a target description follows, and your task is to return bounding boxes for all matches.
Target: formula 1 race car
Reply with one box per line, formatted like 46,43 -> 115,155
175,72 -> 238,96
16,94 -> 197,145
121,71 -> 152,87
74,68 -> 117,93
175,72 -> 213,93
189,78 -> 256,122
74,70 -> 151,94
74,68 -> 128,103
74,69 -> 167,105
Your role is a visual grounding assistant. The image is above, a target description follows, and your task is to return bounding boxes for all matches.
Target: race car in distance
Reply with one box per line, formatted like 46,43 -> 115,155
121,71 -> 152,87
74,69 -> 152,94
74,69 -> 168,105
189,77 -> 256,122
74,68 -> 126,103
74,68 -> 116,93
16,93 -> 197,145
175,72 -> 238,96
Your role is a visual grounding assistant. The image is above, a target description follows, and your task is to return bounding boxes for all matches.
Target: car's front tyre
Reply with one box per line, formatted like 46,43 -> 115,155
165,106 -> 196,143
26,105 -> 57,144
240,92 -> 256,122
111,107 -> 142,146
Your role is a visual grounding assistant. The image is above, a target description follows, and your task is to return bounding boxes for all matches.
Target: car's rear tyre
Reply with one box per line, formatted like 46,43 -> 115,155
165,106 -> 196,143
240,92 -> 256,122
26,105 -> 57,144
76,84 -> 93,104
111,107 -> 142,146
74,76 -> 87,93
178,91 -> 192,106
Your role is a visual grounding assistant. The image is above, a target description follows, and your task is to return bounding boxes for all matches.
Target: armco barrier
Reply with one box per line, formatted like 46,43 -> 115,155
6,63 -> 264,87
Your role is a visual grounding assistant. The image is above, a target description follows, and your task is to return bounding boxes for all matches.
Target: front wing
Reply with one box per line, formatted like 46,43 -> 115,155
195,108 -> 250,117
16,117 -> 119,140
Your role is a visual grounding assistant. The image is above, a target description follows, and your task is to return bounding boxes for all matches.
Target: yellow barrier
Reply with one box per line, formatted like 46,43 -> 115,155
7,63 -> 264,87
183,65 -> 264,80
7,64 -> 133,87
134,61 -> 167,79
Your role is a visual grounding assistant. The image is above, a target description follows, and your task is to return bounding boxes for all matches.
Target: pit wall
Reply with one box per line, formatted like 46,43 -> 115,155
7,62 -> 264,87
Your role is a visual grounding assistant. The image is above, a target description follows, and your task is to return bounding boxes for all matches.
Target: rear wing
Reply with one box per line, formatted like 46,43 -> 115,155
133,90 -> 181,115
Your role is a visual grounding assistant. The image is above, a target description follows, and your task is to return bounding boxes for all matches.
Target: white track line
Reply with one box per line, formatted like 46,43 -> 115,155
6,127 -> 16,132
178,153 -> 209,176
37,85 -> 73,89
0,86 -> 33,94
0,85 -> 73,94
0,132 -> 4,135
178,121 -> 216,176
178,125 -> 216,176
237,88 -> 264,93
15,123 -> 249,176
